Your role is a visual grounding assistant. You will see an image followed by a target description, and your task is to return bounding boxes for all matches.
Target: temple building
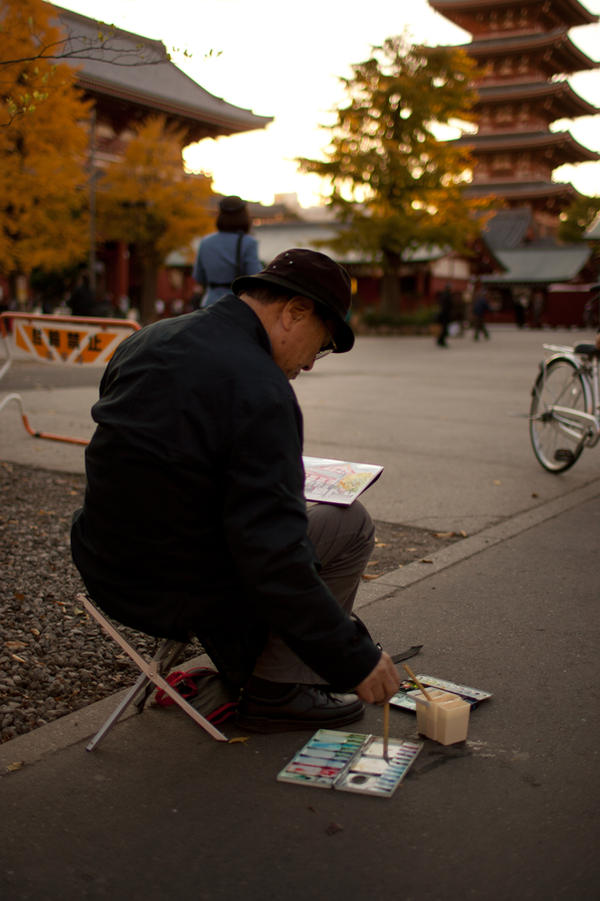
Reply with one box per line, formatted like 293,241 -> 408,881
53,5 -> 272,312
431,0 -> 599,324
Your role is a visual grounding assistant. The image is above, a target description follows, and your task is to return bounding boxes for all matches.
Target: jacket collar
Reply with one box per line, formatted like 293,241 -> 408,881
208,294 -> 272,355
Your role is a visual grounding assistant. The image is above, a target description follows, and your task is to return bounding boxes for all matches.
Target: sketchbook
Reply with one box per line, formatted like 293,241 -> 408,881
303,456 -> 383,506
277,729 -> 422,798
390,674 -> 493,713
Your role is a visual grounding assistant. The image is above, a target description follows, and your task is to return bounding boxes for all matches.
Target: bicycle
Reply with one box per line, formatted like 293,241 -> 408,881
529,339 -> 600,472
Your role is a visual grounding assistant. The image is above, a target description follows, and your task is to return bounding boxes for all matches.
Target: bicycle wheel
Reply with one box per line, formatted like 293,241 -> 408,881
529,357 -> 591,472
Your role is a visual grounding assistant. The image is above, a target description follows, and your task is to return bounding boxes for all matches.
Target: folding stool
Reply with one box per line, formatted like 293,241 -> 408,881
78,593 -> 228,749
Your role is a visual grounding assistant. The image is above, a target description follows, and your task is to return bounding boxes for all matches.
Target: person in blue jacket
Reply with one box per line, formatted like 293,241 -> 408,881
192,195 -> 262,308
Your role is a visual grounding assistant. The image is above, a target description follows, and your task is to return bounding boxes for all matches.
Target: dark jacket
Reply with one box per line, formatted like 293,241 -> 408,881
71,295 -> 380,688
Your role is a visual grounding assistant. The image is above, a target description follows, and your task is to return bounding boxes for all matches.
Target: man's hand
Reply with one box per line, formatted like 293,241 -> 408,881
355,651 -> 400,704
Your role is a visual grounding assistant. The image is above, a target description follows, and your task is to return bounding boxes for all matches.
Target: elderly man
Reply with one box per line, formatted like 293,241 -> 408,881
71,249 -> 399,732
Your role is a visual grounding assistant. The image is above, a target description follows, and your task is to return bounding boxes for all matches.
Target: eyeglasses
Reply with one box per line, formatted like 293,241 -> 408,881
315,333 -> 337,360
315,321 -> 337,360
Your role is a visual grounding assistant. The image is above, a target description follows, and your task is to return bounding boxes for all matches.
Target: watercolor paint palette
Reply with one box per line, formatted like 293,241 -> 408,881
390,674 -> 493,713
277,729 -> 423,798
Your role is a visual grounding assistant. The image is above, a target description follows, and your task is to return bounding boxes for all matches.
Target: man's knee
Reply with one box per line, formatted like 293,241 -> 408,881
307,500 -> 375,566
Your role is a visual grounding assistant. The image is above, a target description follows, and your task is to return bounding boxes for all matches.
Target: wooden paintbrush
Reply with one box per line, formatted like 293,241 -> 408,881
402,663 -> 433,701
383,700 -> 390,761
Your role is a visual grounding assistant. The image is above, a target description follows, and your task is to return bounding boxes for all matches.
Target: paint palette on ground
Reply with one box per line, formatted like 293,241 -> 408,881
390,674 -> 493,713
277,729 -> 423,798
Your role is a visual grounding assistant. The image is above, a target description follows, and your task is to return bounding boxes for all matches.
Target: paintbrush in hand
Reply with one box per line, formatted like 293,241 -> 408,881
383,700 -> 390,761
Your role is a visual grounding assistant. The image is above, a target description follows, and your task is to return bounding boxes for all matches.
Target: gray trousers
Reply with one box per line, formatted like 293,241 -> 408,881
252,500 -> 375,684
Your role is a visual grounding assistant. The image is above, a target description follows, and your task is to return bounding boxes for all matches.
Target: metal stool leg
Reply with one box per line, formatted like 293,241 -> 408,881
86,669 -> 152,751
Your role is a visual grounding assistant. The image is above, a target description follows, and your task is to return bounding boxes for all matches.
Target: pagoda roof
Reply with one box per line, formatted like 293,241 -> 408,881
54,6 -> 272,140
460,28 -> 599,74
456,129 -> 599,163
430,0 -> 598,31
474,80 -> 598,118
482,245 -> 592,284
483,207 -> 535,249
465,179 -> 578,202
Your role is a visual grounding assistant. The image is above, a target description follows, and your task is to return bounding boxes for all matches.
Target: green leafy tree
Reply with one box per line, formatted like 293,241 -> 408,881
558,194 -> 600,244
97,115 -> 215,324
0,0 -> 91,301
299,36 -> 492,312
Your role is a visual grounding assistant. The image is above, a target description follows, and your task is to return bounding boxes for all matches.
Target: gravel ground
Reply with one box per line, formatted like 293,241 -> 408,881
0,462 -> 463,744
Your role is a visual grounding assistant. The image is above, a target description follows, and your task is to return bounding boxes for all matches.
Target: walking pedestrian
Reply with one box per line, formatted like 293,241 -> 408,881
472,284 -> 490,341
436,284 -> 453,347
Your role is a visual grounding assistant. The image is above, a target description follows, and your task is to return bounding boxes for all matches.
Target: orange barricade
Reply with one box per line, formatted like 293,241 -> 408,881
0,311 -> 140,445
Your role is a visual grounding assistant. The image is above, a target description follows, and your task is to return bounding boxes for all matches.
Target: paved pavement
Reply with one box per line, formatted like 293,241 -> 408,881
1,325 -> 599,900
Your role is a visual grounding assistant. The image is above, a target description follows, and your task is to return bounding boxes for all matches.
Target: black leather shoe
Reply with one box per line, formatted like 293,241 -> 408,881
237,684 -> 364,733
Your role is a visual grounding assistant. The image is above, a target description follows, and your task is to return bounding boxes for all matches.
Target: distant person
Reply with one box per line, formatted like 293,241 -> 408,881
472,284 -> 490,341
68,273 -> 96,317
531,289 -> 545,329
192,196 -> 262,308
513,289 -> 529,329
436,284 -> 453,347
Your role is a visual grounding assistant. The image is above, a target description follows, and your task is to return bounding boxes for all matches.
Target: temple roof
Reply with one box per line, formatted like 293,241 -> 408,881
54,5 -> 272,140
455,130 -> 599,164
482,245 -> 592,283
167,221 -> 450,267
474,81 -> 598,118
430,0 -> 598,32
460,28 -> 598,74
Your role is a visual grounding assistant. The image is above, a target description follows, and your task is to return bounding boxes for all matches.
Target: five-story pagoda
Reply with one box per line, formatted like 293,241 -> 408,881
430,0 -> 599,237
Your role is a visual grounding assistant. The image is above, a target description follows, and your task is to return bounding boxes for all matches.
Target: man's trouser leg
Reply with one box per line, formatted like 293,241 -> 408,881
251,500 -> 375,685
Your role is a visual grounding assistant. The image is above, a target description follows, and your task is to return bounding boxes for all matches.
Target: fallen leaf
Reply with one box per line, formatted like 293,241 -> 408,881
407,547 -> 417,552
434,531 -> 455,539
10,653 -> 27,663
374,542 -> 389,548
228,736 -> 249,744
361,574 -> 380,580
459,530 -> 468,537
5,640 -> 27,650
493,480 -> 502,486
6,761 -> 24,773
531,492 -> 539,498
420,559 -> 434,564
366,560 -> 379,567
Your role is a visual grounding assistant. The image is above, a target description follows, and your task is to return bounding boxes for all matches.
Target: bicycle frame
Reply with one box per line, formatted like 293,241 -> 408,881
539,344 -> 600,449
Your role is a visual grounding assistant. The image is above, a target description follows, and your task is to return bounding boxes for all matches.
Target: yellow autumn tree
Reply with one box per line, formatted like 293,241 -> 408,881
97,115 -> 214,324
0,0 -> 91,302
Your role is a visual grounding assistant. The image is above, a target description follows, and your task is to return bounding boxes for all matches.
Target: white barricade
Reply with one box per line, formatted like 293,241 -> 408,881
0,312 -> 140,445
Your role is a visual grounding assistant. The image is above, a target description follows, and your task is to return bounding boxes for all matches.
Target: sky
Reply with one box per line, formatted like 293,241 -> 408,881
57,0 -> 600,208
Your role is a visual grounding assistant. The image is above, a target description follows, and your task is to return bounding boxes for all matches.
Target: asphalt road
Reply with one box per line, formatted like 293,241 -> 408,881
1,323 -> 599,900
2,323 -> 597,533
